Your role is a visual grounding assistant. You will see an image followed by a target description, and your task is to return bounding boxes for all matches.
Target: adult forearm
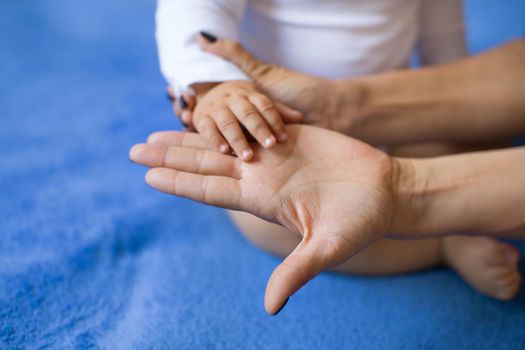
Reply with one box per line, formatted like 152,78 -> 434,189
392,146 -> 525,239
341,40 -> 525,145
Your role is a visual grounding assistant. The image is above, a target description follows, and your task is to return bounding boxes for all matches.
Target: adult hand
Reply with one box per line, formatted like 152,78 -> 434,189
198,34 -> 363,134
130,124 -> 399,314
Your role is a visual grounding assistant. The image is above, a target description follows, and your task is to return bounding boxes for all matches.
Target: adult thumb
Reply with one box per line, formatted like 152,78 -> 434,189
264,239 -> 328,315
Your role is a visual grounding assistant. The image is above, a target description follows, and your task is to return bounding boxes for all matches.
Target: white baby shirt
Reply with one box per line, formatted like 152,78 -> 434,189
156,0 -> 467,95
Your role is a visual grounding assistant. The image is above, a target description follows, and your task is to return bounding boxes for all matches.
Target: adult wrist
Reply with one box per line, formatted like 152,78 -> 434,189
330,79 -> 367,136
389,157 -> 430,238
389,153 -> 500,239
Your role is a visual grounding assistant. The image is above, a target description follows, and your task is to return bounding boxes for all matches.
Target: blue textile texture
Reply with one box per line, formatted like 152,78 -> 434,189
1,1 -> 524,349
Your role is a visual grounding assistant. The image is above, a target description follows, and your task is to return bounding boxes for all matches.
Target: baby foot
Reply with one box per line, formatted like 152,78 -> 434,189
442,236 -> 521,300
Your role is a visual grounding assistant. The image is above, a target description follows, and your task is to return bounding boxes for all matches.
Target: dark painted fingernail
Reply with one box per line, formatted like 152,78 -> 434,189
272,297 -> 289,316
179,95 -> 188,110
166,92 -> 174,102
200,31 -> 217,43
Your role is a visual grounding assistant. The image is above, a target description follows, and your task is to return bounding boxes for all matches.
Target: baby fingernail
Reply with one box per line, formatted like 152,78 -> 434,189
241,149 -> 253,160
200,31 -> 218,43
179,96 -> 188,110
219,144 -> 229,153
264,136 -> 276,147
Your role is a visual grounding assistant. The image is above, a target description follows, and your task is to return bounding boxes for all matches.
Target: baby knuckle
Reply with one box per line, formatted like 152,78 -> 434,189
238,109 -> 259,122
218,118 -> 239,131
261,103 -> 277,115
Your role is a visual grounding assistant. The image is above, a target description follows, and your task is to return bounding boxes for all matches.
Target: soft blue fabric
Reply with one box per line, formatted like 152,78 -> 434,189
1,1 -> 525,349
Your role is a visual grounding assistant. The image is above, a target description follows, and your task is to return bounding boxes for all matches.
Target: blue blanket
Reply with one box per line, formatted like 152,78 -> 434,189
1,1 -> 525,348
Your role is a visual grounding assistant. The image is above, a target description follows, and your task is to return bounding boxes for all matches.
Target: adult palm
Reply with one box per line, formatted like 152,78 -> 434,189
130,125 -> 397,314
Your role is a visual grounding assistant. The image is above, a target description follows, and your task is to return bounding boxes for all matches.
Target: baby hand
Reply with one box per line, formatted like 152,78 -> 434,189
189,80 -> 302,161
166,86 -> 196,131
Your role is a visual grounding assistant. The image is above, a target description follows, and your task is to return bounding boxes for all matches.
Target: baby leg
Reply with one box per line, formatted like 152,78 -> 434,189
229,210 -> 521,300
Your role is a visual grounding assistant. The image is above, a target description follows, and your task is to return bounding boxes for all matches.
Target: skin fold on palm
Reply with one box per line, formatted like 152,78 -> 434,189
130,124 -> 397,315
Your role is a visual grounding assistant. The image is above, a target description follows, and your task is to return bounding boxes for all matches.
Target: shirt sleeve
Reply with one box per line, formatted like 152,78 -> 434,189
156,0 -> 250,96
417,0 -> 468,66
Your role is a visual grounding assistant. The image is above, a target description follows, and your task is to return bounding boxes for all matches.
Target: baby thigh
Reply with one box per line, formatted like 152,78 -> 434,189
227,210 -> 442,275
